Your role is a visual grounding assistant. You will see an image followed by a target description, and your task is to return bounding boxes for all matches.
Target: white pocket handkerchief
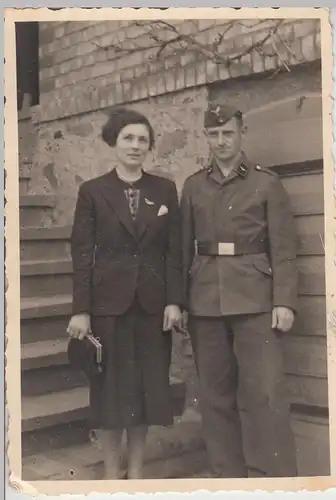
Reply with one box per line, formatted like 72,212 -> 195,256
158,205 -> 168,216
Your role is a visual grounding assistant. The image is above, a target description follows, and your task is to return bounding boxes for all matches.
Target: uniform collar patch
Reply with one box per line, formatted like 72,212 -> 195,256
206,163 -> 249,178
235,163 -> 249,178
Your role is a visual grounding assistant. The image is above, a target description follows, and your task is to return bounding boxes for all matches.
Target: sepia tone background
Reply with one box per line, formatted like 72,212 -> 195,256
16,18 -> 329,481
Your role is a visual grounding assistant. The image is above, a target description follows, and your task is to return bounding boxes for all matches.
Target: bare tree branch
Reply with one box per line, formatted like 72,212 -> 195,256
223,19 -> 284,64
269,34 -> 290,72
92,18 -> 297,75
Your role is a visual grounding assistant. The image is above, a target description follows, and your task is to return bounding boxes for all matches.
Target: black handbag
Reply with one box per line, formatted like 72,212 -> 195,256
67,334 -> 104,381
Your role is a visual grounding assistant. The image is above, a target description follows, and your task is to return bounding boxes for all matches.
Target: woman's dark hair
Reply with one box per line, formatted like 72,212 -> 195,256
101,106 -> 155,150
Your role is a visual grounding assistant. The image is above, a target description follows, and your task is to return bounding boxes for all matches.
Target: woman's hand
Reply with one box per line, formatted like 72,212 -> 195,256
163,305 -> 182,332
67,313 -> 91,340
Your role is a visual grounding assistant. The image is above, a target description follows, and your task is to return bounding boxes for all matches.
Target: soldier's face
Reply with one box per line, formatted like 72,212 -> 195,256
205,117 -> 244,162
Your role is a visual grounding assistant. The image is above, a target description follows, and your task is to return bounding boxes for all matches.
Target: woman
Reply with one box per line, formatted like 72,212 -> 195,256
67,106 -> 183,479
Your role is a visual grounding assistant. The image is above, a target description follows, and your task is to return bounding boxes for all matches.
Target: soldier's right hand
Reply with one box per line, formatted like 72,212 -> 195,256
67,313 -> 91,340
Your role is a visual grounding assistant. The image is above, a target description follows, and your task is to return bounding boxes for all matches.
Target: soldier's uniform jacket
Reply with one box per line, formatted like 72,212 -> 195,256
180,153 -> 298,316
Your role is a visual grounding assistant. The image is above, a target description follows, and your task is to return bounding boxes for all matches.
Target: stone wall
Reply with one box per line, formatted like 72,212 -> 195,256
30,86 -> 209,226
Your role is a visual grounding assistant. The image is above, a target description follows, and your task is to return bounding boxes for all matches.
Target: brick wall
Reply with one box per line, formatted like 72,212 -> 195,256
34,18 -> 321,123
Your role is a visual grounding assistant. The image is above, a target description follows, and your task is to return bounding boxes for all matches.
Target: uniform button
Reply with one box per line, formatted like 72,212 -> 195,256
256,165 -> 261,171
133,253 -> 139,257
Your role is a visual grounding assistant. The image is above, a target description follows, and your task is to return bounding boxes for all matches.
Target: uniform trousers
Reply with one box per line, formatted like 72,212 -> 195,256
188,312 -> 298,478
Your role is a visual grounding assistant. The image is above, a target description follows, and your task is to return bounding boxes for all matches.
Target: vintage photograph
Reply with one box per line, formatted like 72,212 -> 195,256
4,7 -> 335,495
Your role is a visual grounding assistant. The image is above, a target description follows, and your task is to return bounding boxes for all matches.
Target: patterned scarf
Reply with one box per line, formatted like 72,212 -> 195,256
124,186 -> 141,220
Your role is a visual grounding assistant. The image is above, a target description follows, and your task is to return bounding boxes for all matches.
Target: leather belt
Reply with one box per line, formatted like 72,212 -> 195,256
197,241 -> 267,256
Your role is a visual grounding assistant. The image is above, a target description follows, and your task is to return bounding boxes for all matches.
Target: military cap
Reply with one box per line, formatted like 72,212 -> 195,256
204,104 -> 243,128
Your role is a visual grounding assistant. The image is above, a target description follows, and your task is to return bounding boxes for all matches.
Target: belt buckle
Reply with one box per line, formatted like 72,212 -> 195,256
218,242 -> 235,256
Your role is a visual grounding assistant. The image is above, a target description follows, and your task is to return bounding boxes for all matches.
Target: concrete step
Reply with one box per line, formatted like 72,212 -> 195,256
22,420 -> 90,458
19,167 -> 31,195
21,378 -> 186,433
19,158 -> 33,171
21,363 -> 88,397
19,194 -> 56,227
22,408 -> 205,481
20,211 -> 55,228
20,259 -> 73,298
21,315 -> 69,344
20,180 -> 30,196
20,194 -> 56,208
20,226 -> 71,261
21,338 -> 69,371
21,337 -> 81,396
22,386 -> 90,433
21,294 -> 72,320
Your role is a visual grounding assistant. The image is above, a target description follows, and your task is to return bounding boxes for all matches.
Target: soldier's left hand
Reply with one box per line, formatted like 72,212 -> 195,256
272,306 -> 295,332
163,304 -> 182,331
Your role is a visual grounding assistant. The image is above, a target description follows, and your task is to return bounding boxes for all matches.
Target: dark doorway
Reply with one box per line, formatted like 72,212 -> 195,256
15,22 -> 39,110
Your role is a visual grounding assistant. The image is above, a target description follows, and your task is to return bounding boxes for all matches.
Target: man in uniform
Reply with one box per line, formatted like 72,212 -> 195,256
180,104 -> 298,478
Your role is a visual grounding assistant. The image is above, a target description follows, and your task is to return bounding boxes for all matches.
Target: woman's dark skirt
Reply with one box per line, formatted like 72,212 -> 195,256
89,301 -> 174,429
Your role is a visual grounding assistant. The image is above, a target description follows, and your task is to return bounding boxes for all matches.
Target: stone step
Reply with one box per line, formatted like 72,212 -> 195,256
21,337 -> 82,396
19,159 -> 33,172
20,194 -> 56,208
21,338 -> 70,371
19,168 -> 31,195
21,378 -> 186,434
19,170 -> 31,181
20,181 -> 30,196
22,386 -> 89,433
21,315 -> 70,344
20,211 -> 55,228
21,337 -> 84,394
22,419 -> 90,458
22,408 -> 205,481
21,294 -> 72,320
19,194 -> 56,227
20,259 -> 73,298
20,226 -> 71,261
21,363 -> 88,397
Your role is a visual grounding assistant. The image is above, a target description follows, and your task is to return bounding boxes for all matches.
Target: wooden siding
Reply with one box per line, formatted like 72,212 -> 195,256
241,410 -> 330,476
244,94 -> 323,167
243,93 -> 330,475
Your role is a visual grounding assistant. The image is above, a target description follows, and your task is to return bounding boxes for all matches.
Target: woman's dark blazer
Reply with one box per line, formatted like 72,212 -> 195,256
71,168 -> 183,317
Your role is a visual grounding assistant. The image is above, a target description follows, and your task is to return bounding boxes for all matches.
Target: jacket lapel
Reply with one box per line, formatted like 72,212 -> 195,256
99,169 -> 138,240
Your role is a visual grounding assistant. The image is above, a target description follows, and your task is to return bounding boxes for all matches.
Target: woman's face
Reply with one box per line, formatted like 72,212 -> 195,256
115,123 -> 151,169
